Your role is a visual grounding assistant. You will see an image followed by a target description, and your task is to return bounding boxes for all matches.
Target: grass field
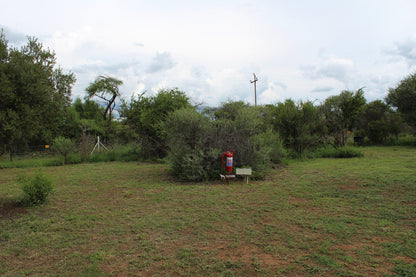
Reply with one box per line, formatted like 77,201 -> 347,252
1,147 -> 415,276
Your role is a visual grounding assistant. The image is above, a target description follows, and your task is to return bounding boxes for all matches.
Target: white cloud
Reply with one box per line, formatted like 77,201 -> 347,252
146,52 -> 177,73
392,35 -> 416,68
258,81 -> 286,104
2,1 -> 416,107
0,25 -> 26,44
302,55 -> 355,85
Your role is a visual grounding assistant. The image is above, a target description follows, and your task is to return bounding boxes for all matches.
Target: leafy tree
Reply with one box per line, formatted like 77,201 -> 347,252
358,100 -> 402,143
272,99 -> 323,155
86,76 -> 123,135
119,88 -> 192,159
322,89 -> 366,147
72,97 -> 106,137
73,97 -> 104,122
52,136 -> 75,164
212,101 -> 250,121
0,31 -> 76,153
386,72 -> 416,128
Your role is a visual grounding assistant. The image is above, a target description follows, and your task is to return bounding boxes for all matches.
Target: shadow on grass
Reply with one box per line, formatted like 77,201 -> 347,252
0,198 -> 27,220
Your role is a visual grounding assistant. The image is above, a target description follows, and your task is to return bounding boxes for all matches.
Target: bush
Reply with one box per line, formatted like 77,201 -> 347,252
52,136 -> 75,164
314,146 -> 363,158
395,134 -> 416,146
252,129 -> 287,165
19,171 -> 55,206
164,108 -> 216,181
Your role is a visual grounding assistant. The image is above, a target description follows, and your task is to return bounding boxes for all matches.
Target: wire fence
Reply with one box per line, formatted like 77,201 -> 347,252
1,145 -> 53,161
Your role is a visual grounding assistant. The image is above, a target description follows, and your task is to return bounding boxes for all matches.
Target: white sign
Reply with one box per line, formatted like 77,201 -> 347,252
236,168 -> 252,175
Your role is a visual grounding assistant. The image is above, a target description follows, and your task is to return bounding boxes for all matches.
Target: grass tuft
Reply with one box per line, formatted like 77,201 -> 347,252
314,146 -> 364,158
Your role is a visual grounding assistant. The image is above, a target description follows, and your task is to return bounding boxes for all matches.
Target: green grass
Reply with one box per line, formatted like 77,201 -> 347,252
0,146 -> 415,276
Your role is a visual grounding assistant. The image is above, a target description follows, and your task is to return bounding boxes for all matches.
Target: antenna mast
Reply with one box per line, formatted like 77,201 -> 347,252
250,73 -> 258,106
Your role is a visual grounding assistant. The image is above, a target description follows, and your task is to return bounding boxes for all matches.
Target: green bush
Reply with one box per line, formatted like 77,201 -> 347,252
395,134 -> 416,146
52,136 -> 75,164
19,171 -> 55,206
252,129 -> 287,165
314,146 -> 363,158
164,107 -> 216,181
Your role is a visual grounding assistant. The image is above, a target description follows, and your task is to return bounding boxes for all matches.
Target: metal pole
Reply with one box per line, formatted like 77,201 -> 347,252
250,73 -> 258,106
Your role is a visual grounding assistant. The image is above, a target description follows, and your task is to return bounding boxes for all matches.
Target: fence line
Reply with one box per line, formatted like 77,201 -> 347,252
1,145 -> 53,160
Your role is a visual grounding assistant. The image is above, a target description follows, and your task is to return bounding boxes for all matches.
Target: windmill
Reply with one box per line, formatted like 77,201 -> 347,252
250,73 -> 258,106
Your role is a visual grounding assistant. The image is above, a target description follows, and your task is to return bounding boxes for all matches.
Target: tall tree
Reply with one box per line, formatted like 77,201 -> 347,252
386,72 -> 416,128
322,89 -> 366,147
119,88 -> 192,159
86,75 -> 123,136
272,99 -> 323,155
0,31 -> 75,153
358,100 -> 402,143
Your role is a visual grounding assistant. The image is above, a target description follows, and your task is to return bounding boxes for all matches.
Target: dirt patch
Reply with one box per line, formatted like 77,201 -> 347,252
288,196 -> 309,206
334,242 -> 369,251
204,242 -> 291,268
395,255 -> 416,264
0,200 -> 27,220
340,182 -> 361,191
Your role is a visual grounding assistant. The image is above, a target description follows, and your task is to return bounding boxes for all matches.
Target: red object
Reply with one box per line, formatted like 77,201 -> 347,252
222,150 -> 234,172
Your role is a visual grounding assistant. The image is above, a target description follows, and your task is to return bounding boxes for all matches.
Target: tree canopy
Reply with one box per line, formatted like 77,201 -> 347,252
0,31 -> 76,151
386,72 -> 416,128
119,88 -> 193,158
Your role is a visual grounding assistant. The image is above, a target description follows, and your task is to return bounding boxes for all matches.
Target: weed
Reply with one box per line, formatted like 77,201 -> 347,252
314,146 -> 364,158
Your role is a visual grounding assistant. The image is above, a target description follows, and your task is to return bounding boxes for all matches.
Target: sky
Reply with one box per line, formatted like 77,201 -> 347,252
1,0 -> 416,107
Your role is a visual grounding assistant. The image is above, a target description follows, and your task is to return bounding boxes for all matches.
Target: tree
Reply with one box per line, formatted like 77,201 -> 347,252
119,88 -> 192,159
72,97 -> 106,136
213,101 -> 265,166
86,75 -> 123,135
272,99 -> 323,155
322,89 -> 366,147
52,136 -> 75,164
164,107 -> 214,181
358,100 -> 402,144
0,31 -> 76,153
386,72 -> 416,128
164,102 -> 285,181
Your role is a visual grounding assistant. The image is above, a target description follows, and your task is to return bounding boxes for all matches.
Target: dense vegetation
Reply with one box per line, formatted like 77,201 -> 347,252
1,31 -> 416,181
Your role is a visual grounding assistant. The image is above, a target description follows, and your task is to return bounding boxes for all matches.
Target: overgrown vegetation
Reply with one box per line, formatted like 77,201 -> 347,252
52,136 -> 75,165
314,146 -> 364,158
1,31 -> 416,181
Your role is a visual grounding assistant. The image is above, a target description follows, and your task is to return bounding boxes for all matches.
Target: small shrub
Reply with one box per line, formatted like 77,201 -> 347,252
19,171 -> 55,206
396,134 -> 416,146
315,146 -> 363,158
52,136 -> 75,164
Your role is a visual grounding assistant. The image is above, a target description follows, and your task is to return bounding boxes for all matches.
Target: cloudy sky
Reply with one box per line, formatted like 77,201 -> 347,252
1,0 -> 416,106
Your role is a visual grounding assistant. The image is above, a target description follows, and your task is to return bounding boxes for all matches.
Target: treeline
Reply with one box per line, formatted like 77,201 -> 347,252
1,33 -> 416,180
